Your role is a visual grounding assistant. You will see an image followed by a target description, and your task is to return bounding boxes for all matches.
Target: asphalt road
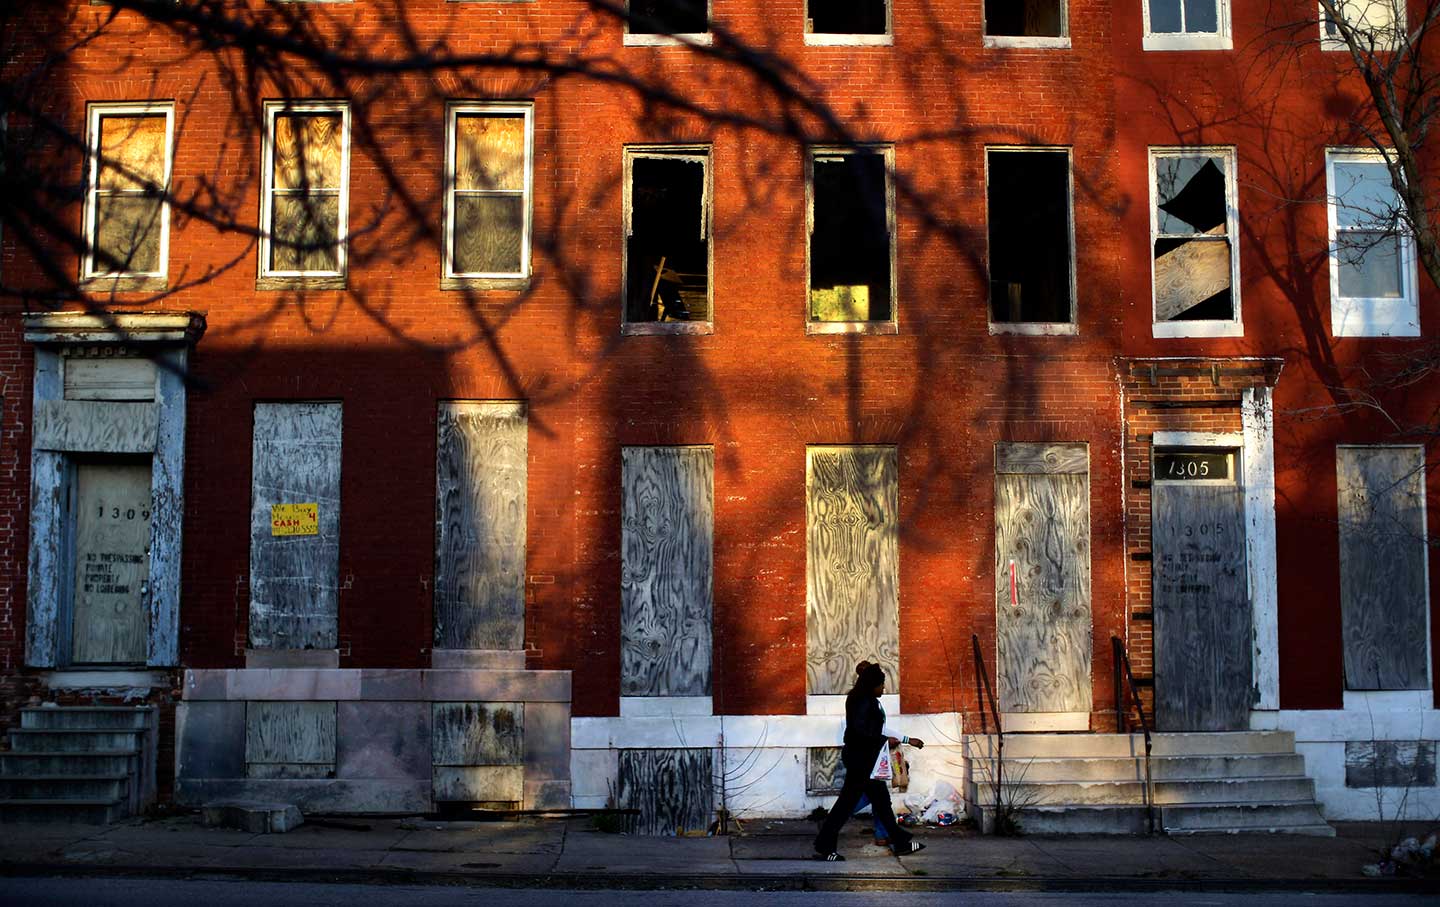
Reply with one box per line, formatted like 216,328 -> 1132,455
1,878 -> 1436,907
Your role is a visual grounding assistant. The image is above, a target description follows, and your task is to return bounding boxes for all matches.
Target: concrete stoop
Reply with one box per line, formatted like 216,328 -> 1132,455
0,706 -> 157,825
964,731 -> 1335,837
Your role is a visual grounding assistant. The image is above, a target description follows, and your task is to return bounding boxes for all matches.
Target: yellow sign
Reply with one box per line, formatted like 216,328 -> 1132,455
271,503 -> 319,537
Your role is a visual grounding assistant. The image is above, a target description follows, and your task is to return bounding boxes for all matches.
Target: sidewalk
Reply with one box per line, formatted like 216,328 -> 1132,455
1,815 -> 1436,892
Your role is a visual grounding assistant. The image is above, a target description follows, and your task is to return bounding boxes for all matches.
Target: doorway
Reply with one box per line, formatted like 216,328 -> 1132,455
69,458 -> 153,665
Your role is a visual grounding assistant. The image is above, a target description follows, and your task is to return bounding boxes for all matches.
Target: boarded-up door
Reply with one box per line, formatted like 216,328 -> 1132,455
807,446 -> 899,695
1337,446 -> 1430,691
434,402 -> 527,651
71,460 -> 152,664
249,402 -> 342,650
994,443 -> 1092,715
1153,479 -> 1250,731
621,446 -> 713,696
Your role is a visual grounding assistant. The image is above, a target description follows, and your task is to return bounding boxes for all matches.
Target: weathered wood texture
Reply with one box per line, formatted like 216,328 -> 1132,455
1345,740 -> 1437,788
1153,483 -> 1251,731
806,746 -> 845,795
26,351 -> 66,667
806,446 -> 900,695
1337,447 -> 1430,691
621,446 -> 714,697
434,402 -> 527,651
431,702 -> 524,765
994,451 -> 1093,714
1153,240 -> 1232,321
146,346 -> 187,666
245,701 -> 337,779
617,748 -> 714,836
63,356 -> 156,401
71,461 -> 151,664
433,765 -> 524,803
249,402 -> 342,650
33,400 -> 158,453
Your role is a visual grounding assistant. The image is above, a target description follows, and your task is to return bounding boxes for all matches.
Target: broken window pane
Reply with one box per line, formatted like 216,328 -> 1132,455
450,110 -> 530,278
629,0 -> 708,34
810,151 -> 891,323
626,152 -> 710,324
1152,152 -> 1234,322
808,0 -> 888,35
985,0 -> 1067,38
987,150 -> 1072,324
1148,0 -> 1221,34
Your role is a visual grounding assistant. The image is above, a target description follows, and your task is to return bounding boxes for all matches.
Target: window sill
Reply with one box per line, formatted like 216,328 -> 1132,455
256,275 -> 347,291
441,276 -> 531,292
983,35 -> 1072,49
624,33 -> 714,47
1152,320 -> 1243,338
989,321 -> 1078,336
806,320 -> 898,335
804,34 -> 894,46
80,275 -> 168,294
1331,298 -> 1420,338
1143,34 -> 1233,51
622,321 -> 714,336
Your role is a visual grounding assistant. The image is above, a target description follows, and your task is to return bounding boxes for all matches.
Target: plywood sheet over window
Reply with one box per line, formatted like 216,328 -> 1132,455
1337,446 -> 1430,691
993,443 -> 1092,714
434,402 -> 527,651
617,748 -> 714,836
621,446 -> 713,697
806,446 -> 899,695
245,701 -> 337,779
249,402 -> 342,650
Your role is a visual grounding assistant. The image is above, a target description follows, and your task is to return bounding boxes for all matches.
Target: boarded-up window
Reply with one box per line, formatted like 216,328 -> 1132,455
809,149 -> 893,325
994,443 -> 1092,714
621,446 -> 713,696
432,701 -> 525,805
987,149 -> 1074,324
806,446 -> 898,695
263,104 -> 348,275
85,107 -> 171,277
617,748 -> 714,836
249,402 -> 342,650
985,0 -> 1067,38
628,0 -> 708,34
808,0 -> 889,35
245,701 -> 337,779
447,106 -> 531,279
624,148 -> 711,326
434,402 -> 527,651
1151,149 -> 1237,326
1337,446 -> 1430,691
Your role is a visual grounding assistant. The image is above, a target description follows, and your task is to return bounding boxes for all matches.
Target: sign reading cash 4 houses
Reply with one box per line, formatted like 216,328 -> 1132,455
271,502 -> 319,536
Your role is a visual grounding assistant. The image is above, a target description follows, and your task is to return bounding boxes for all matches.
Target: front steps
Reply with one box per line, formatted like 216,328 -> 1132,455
0,706 -> 157,825
964,731 -> 1334,836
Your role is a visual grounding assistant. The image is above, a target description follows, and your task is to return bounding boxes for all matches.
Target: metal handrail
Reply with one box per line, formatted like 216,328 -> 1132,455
1112,636 -> 1157,835
971,634 -> 1004,829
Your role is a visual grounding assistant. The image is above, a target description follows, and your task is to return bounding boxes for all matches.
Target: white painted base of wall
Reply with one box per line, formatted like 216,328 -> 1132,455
619,696 -> 713,717
807,694 -> 900,716
999,711 -> 1088,732
44,670 -> 170,691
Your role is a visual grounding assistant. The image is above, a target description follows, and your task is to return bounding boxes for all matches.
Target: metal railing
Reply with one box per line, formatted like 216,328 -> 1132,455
1111,635 -> 1157,834
970,633 -> 1004,826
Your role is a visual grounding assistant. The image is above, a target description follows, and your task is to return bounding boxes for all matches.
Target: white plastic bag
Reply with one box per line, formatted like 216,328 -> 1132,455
870,746 -> 892,781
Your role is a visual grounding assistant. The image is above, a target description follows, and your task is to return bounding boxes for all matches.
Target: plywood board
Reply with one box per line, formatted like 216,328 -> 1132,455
245,701 -> 337,779
434,402 -> 526,651
455,114 -> 525,192
617,748 -> 714,836
273,113 -> 342,190
1345,740 -> 1437,788
432,702 -> 524,766
994,464 -> 1092,714
249,402 -> 342,650
806,446 -> 899,695
33,400 -> 158,453
1153,483 -> 1251,730
1337,447 -> 1429,691
98,114 -> 166,190
620,447 -> 713,697
806,746 -> 845,795
433,765 -> 524,803
1154,239 -> 1231,321
995,442 -> 1088,475
64,356 -> 156,401
71,461 -> 152,664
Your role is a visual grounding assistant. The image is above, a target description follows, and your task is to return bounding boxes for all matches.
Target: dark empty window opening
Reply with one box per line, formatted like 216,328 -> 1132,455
629,0 -> 709,34
987,150 -> 1073,324
985,0 -> 1067,38
810,151 -> 892,323
626,152 -> 710,325
808,0 -> 889,35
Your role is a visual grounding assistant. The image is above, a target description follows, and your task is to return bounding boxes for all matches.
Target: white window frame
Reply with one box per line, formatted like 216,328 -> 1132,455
82,102 -> 174,282
1320,0 -> 1405,51
1149,146 -> 1242,338
1325,149 -> 1419,337
982,0 -> 1072,49
806,144 -> 898,335
443,102 -> 534,284
1142,0 -> 1233,51
984,146 -> 1078,335
624,0 -> 714,46
804,0 -> 894,46
621,144 -> 714,335
258,100 -> 351,280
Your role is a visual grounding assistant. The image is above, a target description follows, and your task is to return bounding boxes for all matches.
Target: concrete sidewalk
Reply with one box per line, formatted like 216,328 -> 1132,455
0,816 -> 1435,892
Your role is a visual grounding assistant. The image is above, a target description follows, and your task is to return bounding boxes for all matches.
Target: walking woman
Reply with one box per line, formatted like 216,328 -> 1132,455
813,661 -> 927,860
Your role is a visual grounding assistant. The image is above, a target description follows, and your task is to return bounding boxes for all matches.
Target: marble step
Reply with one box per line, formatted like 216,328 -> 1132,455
20,707 -> 151,731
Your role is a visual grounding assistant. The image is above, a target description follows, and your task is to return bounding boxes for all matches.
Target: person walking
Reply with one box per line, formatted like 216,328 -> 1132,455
813,661 -> 927,860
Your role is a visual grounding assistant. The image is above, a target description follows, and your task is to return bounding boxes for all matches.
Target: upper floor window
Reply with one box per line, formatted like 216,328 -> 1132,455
444,103 -> 533,287
1326,150 -> 1418,336
83,103 -> 173,285
623,146 -> 712,333
1143,0 -> 1232,51
986,147 -> 1076,333
626,0 -> 711,45
808,146 -> 896,334
806,0 -> 892,45
259,101 -> 349,283
1321,0 -> 1405,51
1150,147 -> 1241,337
984,0 -> 1070,48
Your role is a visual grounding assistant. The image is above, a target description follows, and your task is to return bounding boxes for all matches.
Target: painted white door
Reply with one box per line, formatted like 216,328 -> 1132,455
71,461 -> 152,664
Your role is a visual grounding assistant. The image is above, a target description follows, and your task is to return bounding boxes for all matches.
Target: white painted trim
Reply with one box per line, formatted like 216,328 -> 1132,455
1343,690 -> 1432,710
804,34 -> 894,46
983,36 -> 1071,49
623,33 -> 714,46
45,669 -> 170,690
443,102 -> 533,282
1324,149 -> 1420,337
82,102 -> 174,281
984,146 -> 1078,331
1242,388 -> 1280,711
258,100 -> 351,279
1149,146 -> 1242,337
988,322 -> 1079,336
1320,0 -> 1404,52
1000,711 -> 1088,732
619,696 -> 715,718
807,693 -> 900,716
621,144 -> 714,332
805,144 -> 898,332
1141,0 -> 1232,50
1152,431 -> 1242,448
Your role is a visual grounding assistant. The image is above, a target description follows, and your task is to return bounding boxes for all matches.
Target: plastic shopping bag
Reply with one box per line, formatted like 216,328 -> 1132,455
870,745 -> 892,781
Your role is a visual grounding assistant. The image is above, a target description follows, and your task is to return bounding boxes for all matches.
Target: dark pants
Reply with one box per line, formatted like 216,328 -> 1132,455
814,765 -> 910,854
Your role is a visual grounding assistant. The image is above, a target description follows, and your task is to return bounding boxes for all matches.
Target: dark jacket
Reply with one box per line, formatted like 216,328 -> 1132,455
840,690 -> 888,772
